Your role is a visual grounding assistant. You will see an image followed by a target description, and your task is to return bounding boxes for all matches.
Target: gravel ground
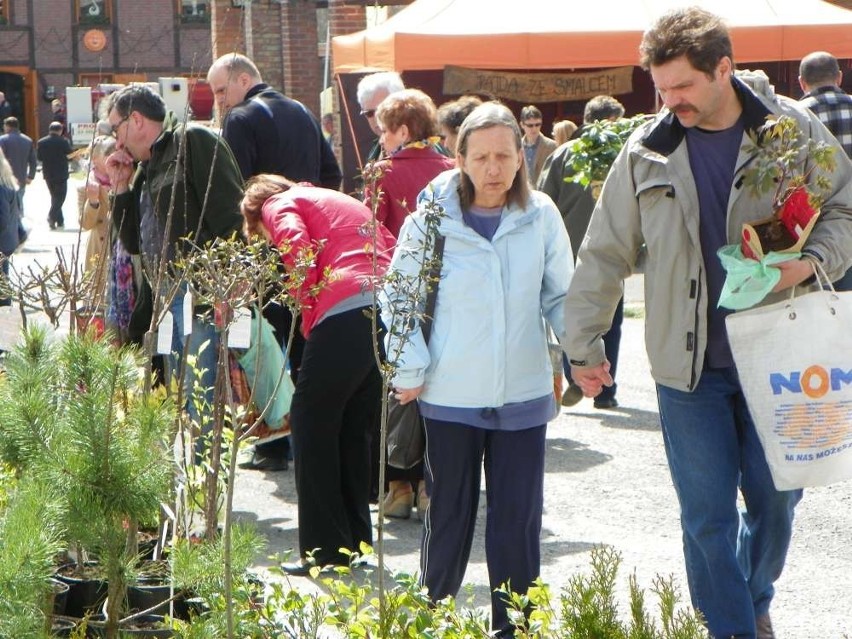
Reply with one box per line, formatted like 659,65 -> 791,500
233,309 -> 852,638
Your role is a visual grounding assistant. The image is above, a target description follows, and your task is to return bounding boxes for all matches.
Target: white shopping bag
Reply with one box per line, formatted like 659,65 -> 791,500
726,275 -> 852,491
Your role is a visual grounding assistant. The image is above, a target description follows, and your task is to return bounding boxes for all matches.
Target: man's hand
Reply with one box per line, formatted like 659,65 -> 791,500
772,257 -> 816,293
393,385 -> 423,405
105,149 -> 135,194
571,361 -> 614,398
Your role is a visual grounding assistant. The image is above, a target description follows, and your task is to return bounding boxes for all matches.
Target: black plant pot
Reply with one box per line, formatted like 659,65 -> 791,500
54,562 -> 107,619
49,615 -> 77,638
128,581 -> 181,617
87,614 -> 174,638
47,577 -> 70,616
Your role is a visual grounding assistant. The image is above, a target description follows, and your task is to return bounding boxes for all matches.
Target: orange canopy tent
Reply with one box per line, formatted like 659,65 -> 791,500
333,0 -> 852,73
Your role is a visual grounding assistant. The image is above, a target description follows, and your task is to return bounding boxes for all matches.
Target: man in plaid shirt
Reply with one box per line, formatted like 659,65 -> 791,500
799,51 -> 852,290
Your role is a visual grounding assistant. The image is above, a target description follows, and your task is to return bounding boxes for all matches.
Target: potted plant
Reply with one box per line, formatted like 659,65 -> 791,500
738,114 -> 836,260
0,327 -> 175,638
567,114 -> 649,199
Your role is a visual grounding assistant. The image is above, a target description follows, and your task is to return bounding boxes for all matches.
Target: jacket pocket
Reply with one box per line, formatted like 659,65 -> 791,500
634,177 -> 674,207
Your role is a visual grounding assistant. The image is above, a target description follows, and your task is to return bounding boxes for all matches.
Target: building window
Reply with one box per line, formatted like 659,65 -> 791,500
179,0 -> 209,23
0,0 -> 9,25
77,0 -> 111,25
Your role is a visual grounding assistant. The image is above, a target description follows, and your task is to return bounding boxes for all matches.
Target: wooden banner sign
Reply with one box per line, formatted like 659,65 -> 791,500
443,65 -> 633,103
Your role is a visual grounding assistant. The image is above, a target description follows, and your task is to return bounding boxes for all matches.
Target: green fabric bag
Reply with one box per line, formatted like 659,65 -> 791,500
237,312 -> 294,431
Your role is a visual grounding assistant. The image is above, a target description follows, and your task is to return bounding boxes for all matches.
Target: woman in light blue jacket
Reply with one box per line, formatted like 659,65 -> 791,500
382,102 -> 573,637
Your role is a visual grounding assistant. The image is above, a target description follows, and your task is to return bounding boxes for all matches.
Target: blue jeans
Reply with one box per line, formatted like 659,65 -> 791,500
168,291 -> 219,451
833,266 -> 852,292
656,368 -> 802,639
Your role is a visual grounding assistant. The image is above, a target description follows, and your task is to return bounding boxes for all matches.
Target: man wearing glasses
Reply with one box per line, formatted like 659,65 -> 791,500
104,84 -> 244,452
519,104 -> 556,187
356,71 -> 405,165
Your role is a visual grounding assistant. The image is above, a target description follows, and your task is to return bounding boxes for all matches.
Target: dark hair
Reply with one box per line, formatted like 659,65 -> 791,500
375,88 -> 439,142
519,104 -> 542,122
583,95 -> 626,124
799,51 -> 841,88
3,116 -> 19,130
456,102 -> 529,211
106,85 -> 167,123
48,121 -> 63,133
240,173 -> 297,237
639,6 -> 733,79
437,95 -> 483,133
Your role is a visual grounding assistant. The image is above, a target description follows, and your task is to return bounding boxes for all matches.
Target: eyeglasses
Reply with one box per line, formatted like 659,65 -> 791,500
109,115 -> 129,138
522,121 -> 542,128
360,109 -> 377,118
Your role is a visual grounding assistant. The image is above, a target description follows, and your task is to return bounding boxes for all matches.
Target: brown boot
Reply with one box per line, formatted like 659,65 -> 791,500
756,614 -> 775,639
416,480 -> 429,520
383,480 -> 414,519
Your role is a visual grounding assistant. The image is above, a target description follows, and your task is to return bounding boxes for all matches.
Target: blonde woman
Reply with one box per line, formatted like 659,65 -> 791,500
0,148 -> 20,306
551,119 -> 578,147
78,134 -> 115,312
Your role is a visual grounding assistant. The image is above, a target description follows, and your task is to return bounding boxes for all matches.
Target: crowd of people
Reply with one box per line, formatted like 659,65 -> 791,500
0,7 -> 851,638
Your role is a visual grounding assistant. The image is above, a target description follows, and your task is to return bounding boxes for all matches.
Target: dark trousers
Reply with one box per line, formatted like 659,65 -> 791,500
420,419 -> 546,637
289,307 -> 382,565
45,179 -> 67,226
563,295 -> 624,400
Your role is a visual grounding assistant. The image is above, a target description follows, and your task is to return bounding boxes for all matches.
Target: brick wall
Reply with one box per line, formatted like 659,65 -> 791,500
280,0 -> 320,114
210,0 -> 322,115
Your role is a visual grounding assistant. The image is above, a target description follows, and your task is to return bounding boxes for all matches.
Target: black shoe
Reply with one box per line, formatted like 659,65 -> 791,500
594,397 -> 619,409
561,384 -> 584,407
280,560 -> 314,577
237,451 -> 288,472
48,220 -> 56,230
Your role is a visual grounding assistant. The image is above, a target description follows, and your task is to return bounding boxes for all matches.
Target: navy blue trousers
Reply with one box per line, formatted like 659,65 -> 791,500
420,418 -> 546,637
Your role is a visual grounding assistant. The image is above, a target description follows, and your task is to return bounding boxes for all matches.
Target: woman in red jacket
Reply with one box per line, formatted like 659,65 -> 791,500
241,174 -> 395,574
364,88 -> 455,238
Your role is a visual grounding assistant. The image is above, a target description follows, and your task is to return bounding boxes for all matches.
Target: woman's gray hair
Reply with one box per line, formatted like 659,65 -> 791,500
456,102 -> 530,211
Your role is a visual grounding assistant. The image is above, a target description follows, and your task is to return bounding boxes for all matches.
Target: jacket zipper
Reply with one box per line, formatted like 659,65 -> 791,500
687,272 -> 701,391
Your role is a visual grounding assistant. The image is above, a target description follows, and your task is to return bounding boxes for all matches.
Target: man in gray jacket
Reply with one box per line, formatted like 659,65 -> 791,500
563,8 -> 852,639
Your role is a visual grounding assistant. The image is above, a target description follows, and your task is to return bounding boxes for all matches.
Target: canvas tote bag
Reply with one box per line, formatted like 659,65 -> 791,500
726,265 -> 852,490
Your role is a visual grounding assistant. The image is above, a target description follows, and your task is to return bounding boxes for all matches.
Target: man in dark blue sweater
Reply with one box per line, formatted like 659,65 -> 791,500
207,53 -> 343,472
207,53 -> 341,190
